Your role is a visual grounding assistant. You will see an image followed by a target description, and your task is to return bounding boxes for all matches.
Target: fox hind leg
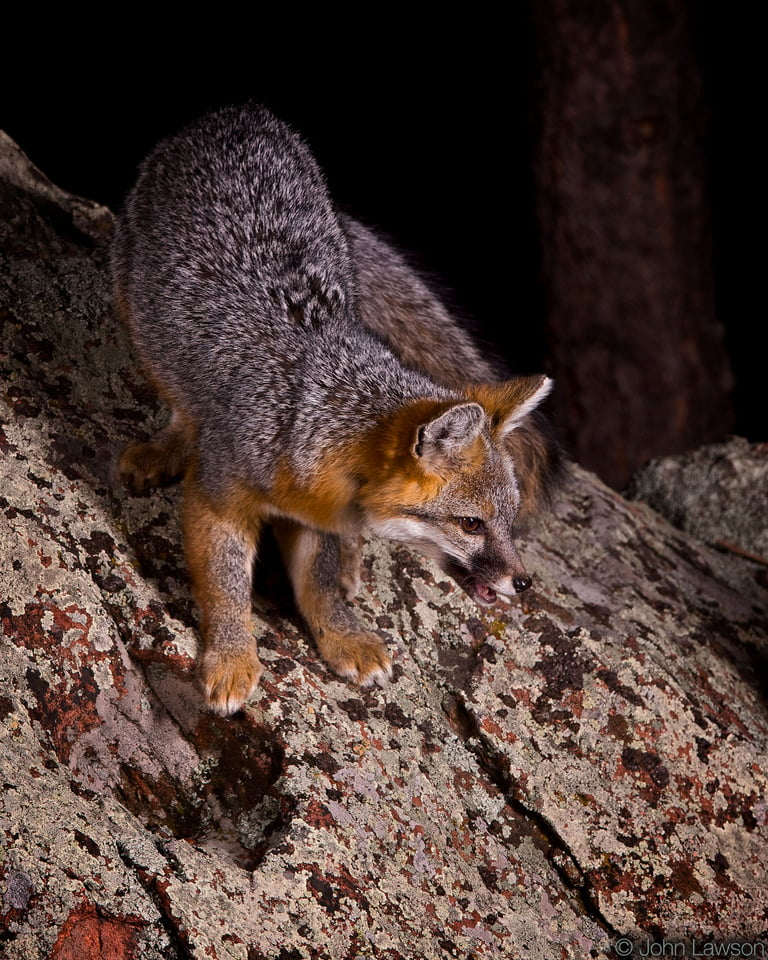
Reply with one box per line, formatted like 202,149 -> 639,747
183,478 -> 264,715
119,409 -> 195,492
113,282 -> 195,492
274,521 -> 392,686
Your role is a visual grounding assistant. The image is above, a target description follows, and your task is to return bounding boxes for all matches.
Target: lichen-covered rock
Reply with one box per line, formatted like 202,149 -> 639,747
2,130 -> 767,959
626,437 -> 768,562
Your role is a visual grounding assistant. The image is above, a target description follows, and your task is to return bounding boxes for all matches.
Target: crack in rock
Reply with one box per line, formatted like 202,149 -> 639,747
442,690 -> 620,940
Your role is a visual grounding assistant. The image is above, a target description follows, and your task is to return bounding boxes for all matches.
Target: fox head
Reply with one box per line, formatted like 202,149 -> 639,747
362,375 -> 554,606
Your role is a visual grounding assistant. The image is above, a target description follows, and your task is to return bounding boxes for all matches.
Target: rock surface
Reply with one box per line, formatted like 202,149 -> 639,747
1,130 -> 767,959
626,437 -> 768,563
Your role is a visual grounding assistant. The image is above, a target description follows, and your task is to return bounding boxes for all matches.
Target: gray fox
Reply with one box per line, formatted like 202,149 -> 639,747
112,103 -> 562,715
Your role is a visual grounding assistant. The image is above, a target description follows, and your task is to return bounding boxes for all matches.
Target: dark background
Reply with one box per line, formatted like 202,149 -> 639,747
1,8 -> 759,484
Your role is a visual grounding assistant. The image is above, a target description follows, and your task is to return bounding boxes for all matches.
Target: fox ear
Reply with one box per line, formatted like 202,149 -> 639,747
414,402 -> 485,472
471,375 -> 554,440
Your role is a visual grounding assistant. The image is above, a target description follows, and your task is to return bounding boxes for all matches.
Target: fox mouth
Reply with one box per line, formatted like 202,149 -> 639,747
442,561 -> 499,607
472,582 -> 499,606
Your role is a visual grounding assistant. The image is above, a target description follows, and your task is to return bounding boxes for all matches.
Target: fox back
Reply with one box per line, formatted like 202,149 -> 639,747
114,106 -> 457,490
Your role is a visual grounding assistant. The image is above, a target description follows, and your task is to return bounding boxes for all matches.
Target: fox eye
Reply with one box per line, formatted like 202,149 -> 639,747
458,516 -> 484,534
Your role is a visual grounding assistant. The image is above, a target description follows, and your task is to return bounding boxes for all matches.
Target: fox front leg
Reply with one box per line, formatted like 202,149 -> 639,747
338,534 -> 363,600
274,521 -> 392,686
183,479 -> 263,715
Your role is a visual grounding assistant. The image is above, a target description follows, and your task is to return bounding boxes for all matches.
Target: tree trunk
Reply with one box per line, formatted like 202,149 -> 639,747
532,0 -> 734,489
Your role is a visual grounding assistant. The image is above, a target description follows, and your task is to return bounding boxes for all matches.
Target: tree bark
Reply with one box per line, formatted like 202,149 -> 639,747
532,0 -> 734,489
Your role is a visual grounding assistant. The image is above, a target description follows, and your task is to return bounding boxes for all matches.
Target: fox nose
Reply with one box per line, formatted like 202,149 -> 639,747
513,575 -> 532,593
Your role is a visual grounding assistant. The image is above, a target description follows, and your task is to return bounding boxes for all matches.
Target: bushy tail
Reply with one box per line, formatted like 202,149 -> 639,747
506,411 -> 567,523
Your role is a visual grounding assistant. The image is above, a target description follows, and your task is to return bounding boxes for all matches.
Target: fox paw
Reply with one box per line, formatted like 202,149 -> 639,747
322,632 -> 393,687
199,647 -> 263,716
118,440 -> 182,492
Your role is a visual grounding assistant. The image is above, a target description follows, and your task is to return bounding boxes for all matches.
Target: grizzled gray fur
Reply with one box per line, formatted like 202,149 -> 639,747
112,103 -> 456,493
112,102 -> 560,714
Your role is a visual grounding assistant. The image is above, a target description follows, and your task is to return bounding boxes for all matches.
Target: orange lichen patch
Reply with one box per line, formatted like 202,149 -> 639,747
50,901 -> 144,960
6,601 -> 93,656
25,662 -> 104,765
480,716 -> 505,738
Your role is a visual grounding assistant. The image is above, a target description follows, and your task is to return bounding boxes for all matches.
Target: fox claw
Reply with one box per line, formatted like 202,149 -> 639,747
323,632 -> 392,687
200,648 -> 263,715
358,662 -> 393,687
